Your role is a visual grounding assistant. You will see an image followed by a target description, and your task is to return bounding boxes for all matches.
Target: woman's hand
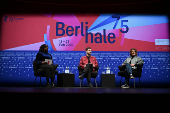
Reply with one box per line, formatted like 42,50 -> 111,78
130,64 -> 135,67
42,61 -> 47,64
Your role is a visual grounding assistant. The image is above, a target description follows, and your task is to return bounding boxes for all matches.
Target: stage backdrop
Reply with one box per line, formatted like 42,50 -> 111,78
0,14 -> 170,87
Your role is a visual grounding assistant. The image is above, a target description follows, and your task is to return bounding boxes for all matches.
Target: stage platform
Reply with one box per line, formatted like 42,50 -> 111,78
1,87 -> 170,94
1,87 -> 170,103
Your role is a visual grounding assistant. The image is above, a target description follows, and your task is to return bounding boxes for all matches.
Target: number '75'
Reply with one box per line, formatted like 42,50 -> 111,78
112,16 -> 129,33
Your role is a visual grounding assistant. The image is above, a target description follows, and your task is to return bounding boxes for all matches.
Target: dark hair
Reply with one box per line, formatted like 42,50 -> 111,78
85,47 -> 91,51
39,44 -> 48,52
130,48 -> 137,57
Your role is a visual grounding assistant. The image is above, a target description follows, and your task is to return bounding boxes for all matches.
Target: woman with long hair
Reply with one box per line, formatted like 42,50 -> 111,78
121,48 -> 144,88
35,44 -> 58,87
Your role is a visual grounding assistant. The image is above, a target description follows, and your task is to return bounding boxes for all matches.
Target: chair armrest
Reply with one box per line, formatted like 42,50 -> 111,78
94,66 -> 99,71
54,64 -> 58,70
77,66 -> 83,72
55,70 -> 58,75
33,60 -> 39,72
136,64 -> 143,74
118,65 -> 125,71
136,64 -> 143,68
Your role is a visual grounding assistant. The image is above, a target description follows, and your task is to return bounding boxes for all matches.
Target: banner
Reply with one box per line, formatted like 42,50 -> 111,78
1,14 -> 169,51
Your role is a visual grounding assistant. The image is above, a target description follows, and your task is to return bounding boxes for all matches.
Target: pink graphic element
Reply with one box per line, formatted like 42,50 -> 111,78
6,41 -> 45,50
53,14 -> 85,33
53,14 -> 81,27
124,23 -> 169,42
53,34 -> 83,51
120,29 -> 125,45
47,25 -> 50,40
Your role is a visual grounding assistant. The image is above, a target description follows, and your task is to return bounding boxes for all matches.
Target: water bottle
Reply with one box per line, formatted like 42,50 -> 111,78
65,66 -> 68,73
67,66 -> 70,73
106,66 -> 110,74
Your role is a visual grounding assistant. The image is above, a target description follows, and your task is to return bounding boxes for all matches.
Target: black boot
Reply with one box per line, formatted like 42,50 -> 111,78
51,78 -> 55,87
88,82 -> 93,87
46,82 -> 50,87
51,82 -> 55,87
78,73 -> 84,79
46,78 -> 50,87
121,83 -> 130,88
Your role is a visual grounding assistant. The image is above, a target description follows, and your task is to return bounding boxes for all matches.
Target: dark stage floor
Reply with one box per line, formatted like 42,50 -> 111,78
1,87 -> 170,94
1,87 -> 170,103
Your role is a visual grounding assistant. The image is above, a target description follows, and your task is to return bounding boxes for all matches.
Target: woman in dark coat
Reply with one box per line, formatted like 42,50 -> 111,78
35,44 -> 58,87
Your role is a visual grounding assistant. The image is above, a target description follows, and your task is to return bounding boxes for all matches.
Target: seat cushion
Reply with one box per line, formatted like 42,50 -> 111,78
35,69 -> 44,77
118,70 -> 141,77
35,70 -> 58,77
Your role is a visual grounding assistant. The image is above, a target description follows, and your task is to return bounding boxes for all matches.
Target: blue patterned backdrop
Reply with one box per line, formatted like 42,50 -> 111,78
0,51 -> 170,87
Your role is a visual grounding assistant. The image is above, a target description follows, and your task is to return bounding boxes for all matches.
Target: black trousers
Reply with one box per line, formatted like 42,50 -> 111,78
83,64 -> 93,82
39,64 -> 57,82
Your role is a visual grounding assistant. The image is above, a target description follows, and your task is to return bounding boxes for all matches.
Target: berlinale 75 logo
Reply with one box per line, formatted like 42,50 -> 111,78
56,15 -> 129,44
4,16 -> 24,22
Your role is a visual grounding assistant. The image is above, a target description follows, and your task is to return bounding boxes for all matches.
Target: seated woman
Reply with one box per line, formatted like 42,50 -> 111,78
35,44 -> 58,87
121,48 -> 144,88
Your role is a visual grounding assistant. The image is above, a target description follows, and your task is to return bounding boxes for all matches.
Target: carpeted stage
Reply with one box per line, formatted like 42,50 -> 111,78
1,87 -> 170,95
1,87 -> 170,103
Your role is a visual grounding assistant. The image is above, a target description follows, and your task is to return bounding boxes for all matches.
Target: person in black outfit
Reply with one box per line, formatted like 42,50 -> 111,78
35,44 -> 58,87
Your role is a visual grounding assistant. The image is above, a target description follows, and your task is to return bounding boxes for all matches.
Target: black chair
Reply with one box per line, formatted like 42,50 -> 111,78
78,66 -> 99,87
33,61 -> 58,87
118,64 -> 143,88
